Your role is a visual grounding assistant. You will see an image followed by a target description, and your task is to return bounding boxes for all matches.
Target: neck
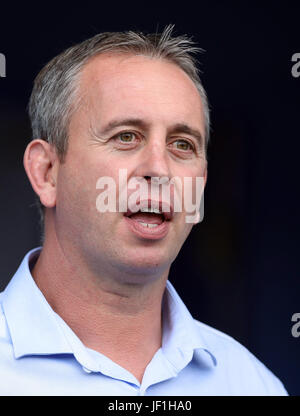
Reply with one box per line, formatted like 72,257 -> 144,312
31,227 -> 170,383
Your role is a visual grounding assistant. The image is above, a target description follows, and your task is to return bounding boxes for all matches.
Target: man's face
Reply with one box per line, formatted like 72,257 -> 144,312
54,53 -> 207,282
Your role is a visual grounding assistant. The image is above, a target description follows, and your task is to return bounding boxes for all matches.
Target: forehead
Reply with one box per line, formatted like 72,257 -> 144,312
78,53 -> 205,134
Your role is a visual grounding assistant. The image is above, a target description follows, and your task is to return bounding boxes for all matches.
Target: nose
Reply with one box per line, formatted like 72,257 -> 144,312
134,136 -> 171,181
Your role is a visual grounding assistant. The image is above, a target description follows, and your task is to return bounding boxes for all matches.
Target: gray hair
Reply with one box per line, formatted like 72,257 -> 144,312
28,25 -> 210,232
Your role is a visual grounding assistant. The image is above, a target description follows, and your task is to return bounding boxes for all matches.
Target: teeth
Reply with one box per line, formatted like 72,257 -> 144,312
148,223 -> 159,228
139,221 -> 148,227
140,207 -> 161,214
138,221 -> 159,228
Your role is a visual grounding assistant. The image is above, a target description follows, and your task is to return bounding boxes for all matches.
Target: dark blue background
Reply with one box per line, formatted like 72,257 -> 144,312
0,1 -> 299,395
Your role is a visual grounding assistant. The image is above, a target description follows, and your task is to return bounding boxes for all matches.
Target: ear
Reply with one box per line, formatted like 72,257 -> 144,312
23,139 -> 59,208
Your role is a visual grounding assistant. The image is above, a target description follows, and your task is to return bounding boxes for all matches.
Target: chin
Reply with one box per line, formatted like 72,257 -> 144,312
116,250 -> 173,278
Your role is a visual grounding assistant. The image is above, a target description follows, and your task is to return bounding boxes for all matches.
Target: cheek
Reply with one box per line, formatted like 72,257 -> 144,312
175,163 -> 206,200
56,161 -> 97,225
56,155 -> 123,227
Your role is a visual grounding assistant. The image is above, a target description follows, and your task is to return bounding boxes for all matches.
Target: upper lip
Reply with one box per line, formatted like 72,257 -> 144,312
124,199 -> 173,221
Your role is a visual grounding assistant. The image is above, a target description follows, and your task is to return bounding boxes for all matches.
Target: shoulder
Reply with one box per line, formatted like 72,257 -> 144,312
193,319 -> 288,395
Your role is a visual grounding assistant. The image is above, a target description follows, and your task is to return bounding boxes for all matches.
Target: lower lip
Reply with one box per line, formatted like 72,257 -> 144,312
124,216 -> 170,240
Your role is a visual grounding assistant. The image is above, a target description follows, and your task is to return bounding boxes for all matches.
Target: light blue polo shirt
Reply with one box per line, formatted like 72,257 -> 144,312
0,248 -> 288,395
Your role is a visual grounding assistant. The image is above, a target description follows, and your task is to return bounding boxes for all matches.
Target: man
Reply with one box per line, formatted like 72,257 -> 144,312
0,26 -> 287,395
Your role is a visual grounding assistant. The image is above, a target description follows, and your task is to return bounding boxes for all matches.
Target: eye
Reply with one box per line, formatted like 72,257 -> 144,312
118,132 -> 137,143
172,139 -> 194,151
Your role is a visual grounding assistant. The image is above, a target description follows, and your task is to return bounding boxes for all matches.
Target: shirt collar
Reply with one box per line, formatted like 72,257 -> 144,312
1,247 -> 217,369
163,280 -> 217,369
1,247 -> 72,358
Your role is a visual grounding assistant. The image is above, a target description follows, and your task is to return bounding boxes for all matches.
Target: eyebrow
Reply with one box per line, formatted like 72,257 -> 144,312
99,118 -> 204,146
99,118 -> 149,136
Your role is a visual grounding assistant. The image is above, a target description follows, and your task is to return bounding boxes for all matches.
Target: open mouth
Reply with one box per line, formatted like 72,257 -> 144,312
123,200 -> 172,239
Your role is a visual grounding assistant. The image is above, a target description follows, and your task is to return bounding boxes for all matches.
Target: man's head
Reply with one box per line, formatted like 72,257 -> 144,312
24,25 -> 209,282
